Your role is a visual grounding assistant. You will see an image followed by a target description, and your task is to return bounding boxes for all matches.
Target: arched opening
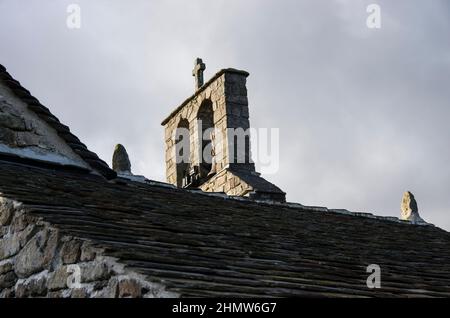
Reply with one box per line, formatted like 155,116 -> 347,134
175,118 -> 190,188
197,99 -> 214,179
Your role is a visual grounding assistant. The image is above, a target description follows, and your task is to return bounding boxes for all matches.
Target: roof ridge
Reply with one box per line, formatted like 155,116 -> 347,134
118,175 -> 437,229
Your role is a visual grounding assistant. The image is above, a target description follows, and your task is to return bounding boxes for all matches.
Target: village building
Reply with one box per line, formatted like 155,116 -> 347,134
0,61 -> 449,298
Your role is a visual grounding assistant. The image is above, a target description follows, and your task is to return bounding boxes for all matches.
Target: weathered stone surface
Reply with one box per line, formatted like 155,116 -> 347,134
0,198 -> 14,226
192,58 -> 206,90
10,212 -> 32,233
0,287 -> 14,298
0,98 -> 29,131
0,127 -> 16,145
71,288 -> 88,298
112,144 -> 131,174
60,240 -> 81,264
80,261 -> 111,283
80,242 -> 97,261
14,229 -> 58,278
93,279 -> 108,291
0,224 -> 38,260
0,81 -> 95,171
17,224 -> 37,247
0,259 -> 13,274
0,233 -> 21,260
401,191 -> 418,218
0,112 -> 27,131
118,278 -> 142,298
47,266 -> 69,291
15,274 -> 48,298
47,290 -> 64,298
400,191 -> 426,224
0,226 -> 8,238
0,271 -> 17,289
15,131 -> 42,147
95,277 -> 118,298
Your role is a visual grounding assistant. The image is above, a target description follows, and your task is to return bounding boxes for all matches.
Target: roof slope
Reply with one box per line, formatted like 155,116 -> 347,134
1,159 -> 450,297
0,64 -> 116,179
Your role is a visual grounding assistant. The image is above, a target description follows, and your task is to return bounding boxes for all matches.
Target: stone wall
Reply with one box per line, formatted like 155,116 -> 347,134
163,69 -> 253,189
199,168 -> 253,197
0,83 -> 90,168
0,197 -> 177,298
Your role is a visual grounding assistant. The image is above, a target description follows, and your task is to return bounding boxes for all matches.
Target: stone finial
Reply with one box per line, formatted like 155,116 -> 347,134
112,144 -> 131,174
401,191 -> 426,224
192,58 -> 206,90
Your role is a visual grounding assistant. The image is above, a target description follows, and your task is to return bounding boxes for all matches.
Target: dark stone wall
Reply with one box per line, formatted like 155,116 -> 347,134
0,197 -> 177,298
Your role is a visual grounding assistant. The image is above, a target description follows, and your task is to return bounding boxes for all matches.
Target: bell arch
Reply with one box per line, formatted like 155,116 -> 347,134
175,118 -> 190,187
196,99 -> 214,179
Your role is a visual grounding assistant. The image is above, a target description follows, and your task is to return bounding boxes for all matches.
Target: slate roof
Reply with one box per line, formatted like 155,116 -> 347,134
1,158 -> 449,297
0,64 -> 116,179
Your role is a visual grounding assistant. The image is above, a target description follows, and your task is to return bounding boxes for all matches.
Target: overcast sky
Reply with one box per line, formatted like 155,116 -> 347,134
1,0 -> 449,230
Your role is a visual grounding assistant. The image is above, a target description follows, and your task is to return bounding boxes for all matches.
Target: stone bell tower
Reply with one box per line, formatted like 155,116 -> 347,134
161,58 -> 285,202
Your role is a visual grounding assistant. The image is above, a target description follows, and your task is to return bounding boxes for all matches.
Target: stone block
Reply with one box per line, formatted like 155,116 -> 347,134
0,112 -> 27,131
216,175 -> 226,186
0,233 -> 21,260
15,131 -> 41,147
0,199 -> 14,226
47,290 -> 64,298
47,266 -> 70,291
229,177 -> 236,188
79,261 -> 111,283
118,278 -> 142,298
10,212 -> 31,233
0,227 -> 8,238
71,288 -> 89,298
60,240 -> 81,264
15,273 -> 48,298
80,242 -> 97,262
0,259 -> 13,274
215,185 -> 224,193
0,287 -> 14,298
0,271 -> 17,289
92,279 -> 109,291
15,229 -> 58,278
17,224 -> 37,247
95,277 -> 118,298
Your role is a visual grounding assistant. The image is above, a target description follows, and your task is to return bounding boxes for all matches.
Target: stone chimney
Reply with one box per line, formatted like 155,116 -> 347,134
161,58 -> 285,202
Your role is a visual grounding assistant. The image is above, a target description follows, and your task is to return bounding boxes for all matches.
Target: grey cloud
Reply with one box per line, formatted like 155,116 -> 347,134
0,0 -> 449,230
